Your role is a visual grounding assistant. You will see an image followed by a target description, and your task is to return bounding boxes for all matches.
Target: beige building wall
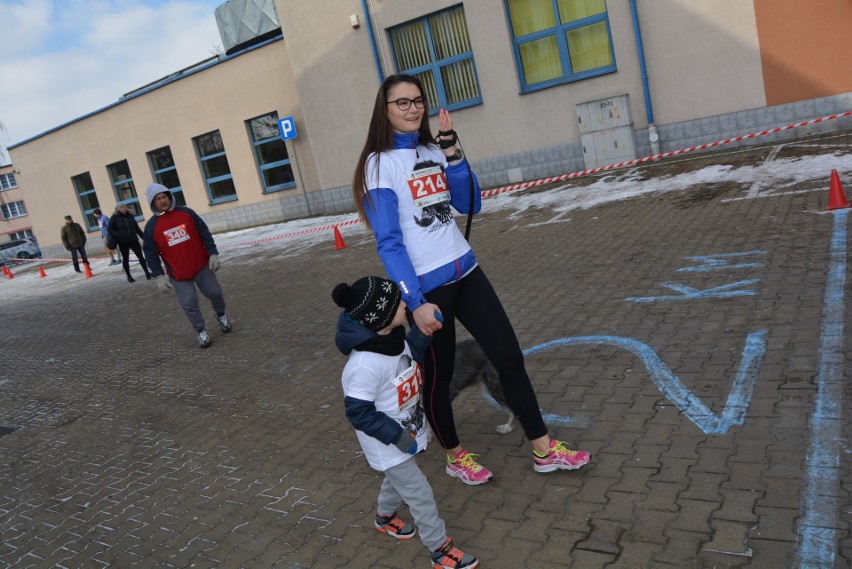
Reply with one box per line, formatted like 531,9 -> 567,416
280,0 -> 768,187
7,0 -> 847,254
636,0 -> 765,124
276,0 -> 381,192
10,38 -> 310,252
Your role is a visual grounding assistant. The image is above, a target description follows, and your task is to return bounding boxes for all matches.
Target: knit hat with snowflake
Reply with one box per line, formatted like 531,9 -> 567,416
332,276 -> 402,332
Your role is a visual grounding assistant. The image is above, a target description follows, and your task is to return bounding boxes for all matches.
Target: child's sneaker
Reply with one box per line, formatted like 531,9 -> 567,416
374,511 -> 415,540
446,450 -> 493,485
533,439 -> 590,472
431,537 -> 478,569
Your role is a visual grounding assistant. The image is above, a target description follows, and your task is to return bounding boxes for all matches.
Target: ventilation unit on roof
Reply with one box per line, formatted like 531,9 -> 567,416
215,0 -> 281,55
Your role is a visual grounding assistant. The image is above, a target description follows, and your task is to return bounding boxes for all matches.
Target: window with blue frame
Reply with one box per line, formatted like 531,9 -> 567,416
246,112 -> 295,193
506,0 -> 615,92
71,172 -> 101,231
389,5 -> 482,112
147,146 -> 187,207
0,201 -> 26,220
0,172 -> 17,190
194,130 -> 237,204
107,159 -> 144,220
10,229 -> 34,240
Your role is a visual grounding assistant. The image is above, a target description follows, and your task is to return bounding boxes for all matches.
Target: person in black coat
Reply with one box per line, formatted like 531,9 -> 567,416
108,202 -> 152,282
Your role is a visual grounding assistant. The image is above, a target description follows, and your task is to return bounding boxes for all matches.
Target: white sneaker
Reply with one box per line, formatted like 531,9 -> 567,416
197,330 -> 211,348
216,313 -> 232,333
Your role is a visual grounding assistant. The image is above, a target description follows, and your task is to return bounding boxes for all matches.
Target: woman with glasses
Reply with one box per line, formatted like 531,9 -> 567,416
351,74 -> 590,491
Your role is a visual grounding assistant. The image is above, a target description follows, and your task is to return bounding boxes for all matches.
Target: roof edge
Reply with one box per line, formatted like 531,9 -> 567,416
8,33 -> 284,151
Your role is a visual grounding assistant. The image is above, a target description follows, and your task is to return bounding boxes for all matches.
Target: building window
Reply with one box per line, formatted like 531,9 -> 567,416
10,229 -> 34,240
194,130 -> 237,204
506,0 -> 615,92
71,172 -> 101,231
247,112 -> 295,194
0,172 -> 17,190
389,5 -> 482,112
107,159 -> 144,219
147,146 -> 187,207
0,201 -> 26,220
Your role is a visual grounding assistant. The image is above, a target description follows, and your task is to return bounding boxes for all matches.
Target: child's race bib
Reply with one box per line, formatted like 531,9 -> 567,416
408,165 -> 449,209
392,363 -> 423,412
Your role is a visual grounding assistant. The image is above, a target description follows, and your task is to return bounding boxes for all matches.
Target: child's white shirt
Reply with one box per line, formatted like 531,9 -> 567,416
342,343 -> 428,471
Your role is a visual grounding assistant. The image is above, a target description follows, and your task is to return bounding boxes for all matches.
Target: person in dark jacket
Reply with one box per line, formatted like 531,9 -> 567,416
142,183 -> 231,348
60,215 -> 89,273
108,202 -> 151,282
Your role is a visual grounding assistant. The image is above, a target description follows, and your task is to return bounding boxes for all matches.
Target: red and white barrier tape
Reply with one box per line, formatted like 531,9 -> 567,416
173,110 -> 852,249
10,110 -> 849,260
8,256 -> 114,264
481,110 -> 852,198
233,216 -> 362,247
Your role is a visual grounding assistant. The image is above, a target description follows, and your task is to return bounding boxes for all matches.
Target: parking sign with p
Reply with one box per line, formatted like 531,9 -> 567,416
278,116 -> 297,140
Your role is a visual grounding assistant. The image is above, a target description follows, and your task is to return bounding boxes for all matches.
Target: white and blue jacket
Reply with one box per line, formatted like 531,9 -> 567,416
363,132 -> 482,312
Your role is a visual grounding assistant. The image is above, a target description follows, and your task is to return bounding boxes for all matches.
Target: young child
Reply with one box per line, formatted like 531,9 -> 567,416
333,276 -> 478,569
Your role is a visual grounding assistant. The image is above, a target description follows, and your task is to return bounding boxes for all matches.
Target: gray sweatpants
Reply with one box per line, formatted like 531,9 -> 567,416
171,266 -> 226,332
378,456 -> 447,551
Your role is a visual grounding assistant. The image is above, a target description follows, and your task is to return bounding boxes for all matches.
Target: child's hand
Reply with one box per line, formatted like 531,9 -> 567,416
393,431 -> 418,455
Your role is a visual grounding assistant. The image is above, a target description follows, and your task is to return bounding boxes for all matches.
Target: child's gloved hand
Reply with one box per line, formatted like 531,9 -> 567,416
393,431 -> 418,455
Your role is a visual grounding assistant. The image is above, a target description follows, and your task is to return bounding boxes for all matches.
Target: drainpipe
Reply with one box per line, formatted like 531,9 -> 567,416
361,0 -> 384,83
629,0 -> 659,155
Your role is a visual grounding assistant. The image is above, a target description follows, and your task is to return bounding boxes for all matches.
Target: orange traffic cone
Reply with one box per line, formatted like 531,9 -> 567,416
39,265 -> 48,278
333,225 -> 348,250
826,169 -> 850,210
4,266 -> 13,279
84,263 -> 94,279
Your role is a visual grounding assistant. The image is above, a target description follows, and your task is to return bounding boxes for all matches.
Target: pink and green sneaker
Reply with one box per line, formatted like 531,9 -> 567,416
533,439 -> 590,472
446,450 -> 493,485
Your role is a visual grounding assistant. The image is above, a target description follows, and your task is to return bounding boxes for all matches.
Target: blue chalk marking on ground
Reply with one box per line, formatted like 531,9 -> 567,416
796,208 -> 847,569
676,250 -> 767,272
478,385 -> 593,429
521,333 -> 766,435
626,279 -> 761,303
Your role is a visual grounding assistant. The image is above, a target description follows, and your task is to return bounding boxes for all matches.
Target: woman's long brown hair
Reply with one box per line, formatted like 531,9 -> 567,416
352,74 -> 435,229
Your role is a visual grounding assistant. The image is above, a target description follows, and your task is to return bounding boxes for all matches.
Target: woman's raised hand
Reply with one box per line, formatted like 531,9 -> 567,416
437,109 -> 458,156
439,109 -> 454,133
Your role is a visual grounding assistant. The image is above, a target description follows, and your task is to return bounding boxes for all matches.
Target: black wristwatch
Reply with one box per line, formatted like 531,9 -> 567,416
445,148 -> 464,162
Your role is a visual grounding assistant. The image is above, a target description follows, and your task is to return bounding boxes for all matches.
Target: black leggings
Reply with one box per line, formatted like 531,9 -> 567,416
420,266 -> 547,450
118,241 -> 150,278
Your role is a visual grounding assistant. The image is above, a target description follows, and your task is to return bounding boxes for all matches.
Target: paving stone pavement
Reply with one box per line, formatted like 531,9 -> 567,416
0,133 -> 851,568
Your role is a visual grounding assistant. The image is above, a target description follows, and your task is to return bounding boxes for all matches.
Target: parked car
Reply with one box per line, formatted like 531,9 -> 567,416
0,237 -> 41,266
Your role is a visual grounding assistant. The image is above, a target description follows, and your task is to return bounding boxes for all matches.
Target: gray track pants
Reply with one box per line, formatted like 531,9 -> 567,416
377,456 -> 447,551
171,266 -> 225,332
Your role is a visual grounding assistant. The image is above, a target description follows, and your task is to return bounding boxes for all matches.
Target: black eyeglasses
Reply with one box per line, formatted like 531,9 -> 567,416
386,96 -> 427,111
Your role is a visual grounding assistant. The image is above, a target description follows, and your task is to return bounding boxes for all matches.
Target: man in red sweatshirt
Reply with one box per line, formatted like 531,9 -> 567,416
142,183 -> 232,348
